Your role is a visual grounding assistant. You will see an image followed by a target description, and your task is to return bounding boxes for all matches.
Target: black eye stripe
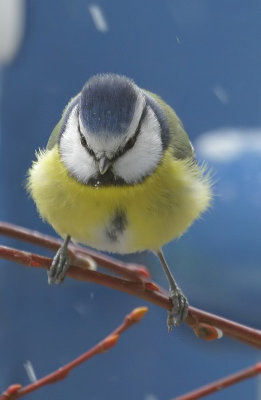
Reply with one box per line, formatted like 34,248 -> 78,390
78,123 -> 95,157
77,104 -> 148,161
112,105 -> 148,160
79,131 -> 87,146
127,105 -> 147,146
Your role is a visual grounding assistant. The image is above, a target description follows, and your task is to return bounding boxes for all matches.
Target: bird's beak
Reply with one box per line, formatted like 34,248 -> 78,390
98,156 -> 112,175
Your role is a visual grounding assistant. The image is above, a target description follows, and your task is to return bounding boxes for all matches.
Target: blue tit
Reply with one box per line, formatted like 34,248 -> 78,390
27,74 -> 212,330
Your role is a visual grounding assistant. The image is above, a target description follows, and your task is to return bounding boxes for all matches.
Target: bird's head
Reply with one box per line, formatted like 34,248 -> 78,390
59,74 -> 169,186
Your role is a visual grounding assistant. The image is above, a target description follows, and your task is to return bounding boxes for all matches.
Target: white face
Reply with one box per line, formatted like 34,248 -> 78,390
59,98 -> 163,185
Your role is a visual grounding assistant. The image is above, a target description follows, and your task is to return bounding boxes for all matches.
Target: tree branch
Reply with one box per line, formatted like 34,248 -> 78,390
1,222 -> 261,349
0,221 -> 150,281
0,307 -> 148,400
172,363 -> 261,400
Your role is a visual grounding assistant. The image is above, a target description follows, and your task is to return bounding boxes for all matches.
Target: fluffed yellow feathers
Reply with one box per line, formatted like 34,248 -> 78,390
27,144 -> 211,253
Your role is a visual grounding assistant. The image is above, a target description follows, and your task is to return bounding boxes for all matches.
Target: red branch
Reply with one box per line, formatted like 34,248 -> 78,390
0,222 -> 150,281
1,222 -> 261,349
0,307 -> 148,400
172,363 -> 261,400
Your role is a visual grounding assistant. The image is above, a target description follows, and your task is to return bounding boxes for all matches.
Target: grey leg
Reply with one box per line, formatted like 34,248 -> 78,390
48,235 -> 71,285
156,249 -> 188,331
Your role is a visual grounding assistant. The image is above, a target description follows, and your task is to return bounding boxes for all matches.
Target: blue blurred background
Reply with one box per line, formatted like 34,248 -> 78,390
1,1 -> 261,399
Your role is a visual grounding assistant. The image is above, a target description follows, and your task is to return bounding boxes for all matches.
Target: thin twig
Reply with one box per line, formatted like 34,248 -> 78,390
172,363 -> 261,400
0,221 -> 150,281
0,307 -> 148,400
1,243 -> 261,349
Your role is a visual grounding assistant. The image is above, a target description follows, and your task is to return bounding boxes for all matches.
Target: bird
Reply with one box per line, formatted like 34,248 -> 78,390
27,73 -> 212,331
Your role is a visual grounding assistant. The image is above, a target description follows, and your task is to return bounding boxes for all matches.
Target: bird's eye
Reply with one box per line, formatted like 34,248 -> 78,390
78,125 -> 95,157
78,123 -> 87,147
112,132 -> 138,161
80,133 -> 87,147
124,136 -> 136,152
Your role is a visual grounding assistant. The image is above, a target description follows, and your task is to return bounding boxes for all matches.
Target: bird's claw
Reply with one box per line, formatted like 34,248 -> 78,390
48,246 -> 70,285
167,287 -> 189,332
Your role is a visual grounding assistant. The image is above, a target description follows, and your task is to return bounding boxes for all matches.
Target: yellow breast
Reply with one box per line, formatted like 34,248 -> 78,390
27,146 -> 211,253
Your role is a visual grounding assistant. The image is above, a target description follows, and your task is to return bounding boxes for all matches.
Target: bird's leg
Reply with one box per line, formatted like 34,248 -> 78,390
48,235 -> 71,285
155,249 -> 188,331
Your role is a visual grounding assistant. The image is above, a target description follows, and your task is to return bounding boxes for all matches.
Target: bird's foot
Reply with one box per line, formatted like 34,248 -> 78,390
48,243 -> 70,285
167,287 -> 189,332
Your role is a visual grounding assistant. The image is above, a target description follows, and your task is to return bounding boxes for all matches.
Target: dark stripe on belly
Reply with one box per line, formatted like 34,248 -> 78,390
105,209 -> 127,242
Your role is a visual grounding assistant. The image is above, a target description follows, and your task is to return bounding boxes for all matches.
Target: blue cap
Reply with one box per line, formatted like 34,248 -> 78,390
79,74 -> 138,137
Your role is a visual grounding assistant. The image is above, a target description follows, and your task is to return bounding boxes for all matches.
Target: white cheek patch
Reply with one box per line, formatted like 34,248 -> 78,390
60,101 -> 163,185
113,108 -> 163,183
59,106 -> 97,183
